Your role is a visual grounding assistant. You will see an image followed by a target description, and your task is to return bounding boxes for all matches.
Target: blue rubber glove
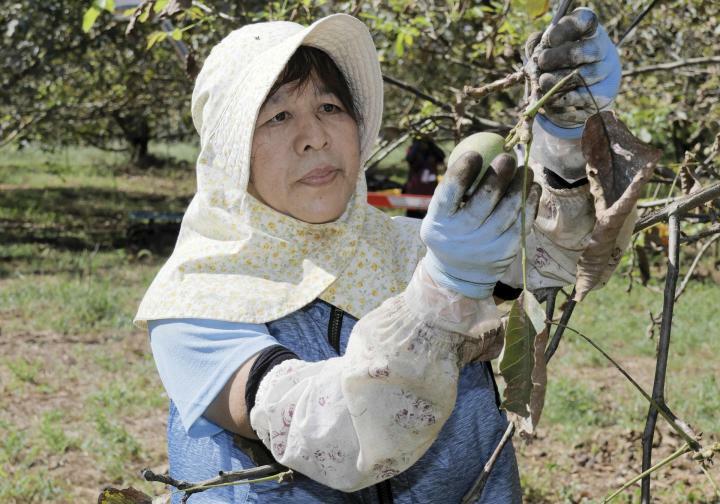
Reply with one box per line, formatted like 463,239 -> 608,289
526,7 -> 622,139
420,151 -> 540,299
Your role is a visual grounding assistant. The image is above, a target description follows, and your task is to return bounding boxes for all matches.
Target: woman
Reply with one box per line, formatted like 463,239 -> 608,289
136,10 -> 621,503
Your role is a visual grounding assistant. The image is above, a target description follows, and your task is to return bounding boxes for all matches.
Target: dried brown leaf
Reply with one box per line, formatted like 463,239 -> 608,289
575,111 -> 661,301
125,0 -> 154,36
159,0 -> 191,18
679,153 -> 703,196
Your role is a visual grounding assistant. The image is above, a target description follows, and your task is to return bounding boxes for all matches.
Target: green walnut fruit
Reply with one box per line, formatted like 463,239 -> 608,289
447,132 -> 513,194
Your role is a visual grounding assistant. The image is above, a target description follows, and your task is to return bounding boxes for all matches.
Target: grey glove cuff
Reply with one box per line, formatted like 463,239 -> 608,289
529,118 -> 587,183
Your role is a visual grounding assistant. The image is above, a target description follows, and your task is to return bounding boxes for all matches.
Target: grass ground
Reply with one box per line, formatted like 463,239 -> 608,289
0,144 -> 718,502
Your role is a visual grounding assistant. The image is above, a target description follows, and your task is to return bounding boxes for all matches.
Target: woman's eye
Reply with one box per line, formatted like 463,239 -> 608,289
269,111 -> 287,123
321,103 -> 340,113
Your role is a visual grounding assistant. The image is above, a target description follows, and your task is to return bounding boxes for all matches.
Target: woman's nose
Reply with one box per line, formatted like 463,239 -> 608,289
295,114 -> 329,153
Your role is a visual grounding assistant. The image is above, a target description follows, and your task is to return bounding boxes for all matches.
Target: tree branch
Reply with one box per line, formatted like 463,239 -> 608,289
641,214 -> 680,503
463,71 -> 524,100
544,289 -> 577,364
623,56 -> 720,77
680,223 -> 720,244
381,74 -> 507,131
142,463 -> 291,500
617,0 -> 662,48
461,422 -> 516,503
674,233 -> 720,301
633,182 -> 720,233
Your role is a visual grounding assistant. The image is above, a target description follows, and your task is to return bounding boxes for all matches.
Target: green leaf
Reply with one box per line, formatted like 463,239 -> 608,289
139,4 -> 151,23
146,30 -> 167,50
82,6 -> 101,33
523,0 -> 550,18
171,27 -> 182,41
499,291 -> 548,435
394,32 -> 405,57
153,0 -> 170,13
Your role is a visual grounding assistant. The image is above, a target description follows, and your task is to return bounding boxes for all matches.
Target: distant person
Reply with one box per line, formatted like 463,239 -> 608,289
402,139 -> 444,218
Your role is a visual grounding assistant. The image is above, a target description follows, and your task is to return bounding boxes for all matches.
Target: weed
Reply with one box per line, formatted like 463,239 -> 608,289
4,357 -> 42,385
39,410 -> 79,455
92,412 -> 143,483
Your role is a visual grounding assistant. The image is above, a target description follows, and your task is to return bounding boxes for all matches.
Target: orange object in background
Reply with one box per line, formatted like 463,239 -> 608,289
367,192 -> 431,211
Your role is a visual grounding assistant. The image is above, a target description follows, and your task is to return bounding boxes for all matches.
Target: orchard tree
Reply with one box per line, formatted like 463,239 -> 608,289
1,0 -> 194,166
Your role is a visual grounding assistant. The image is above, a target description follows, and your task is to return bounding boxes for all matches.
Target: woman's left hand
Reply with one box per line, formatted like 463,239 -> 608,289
525,7 -> 622,132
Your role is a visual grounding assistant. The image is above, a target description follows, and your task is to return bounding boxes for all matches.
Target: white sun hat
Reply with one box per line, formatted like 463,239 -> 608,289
191,13 -> 384,195
135,14 -> 425,327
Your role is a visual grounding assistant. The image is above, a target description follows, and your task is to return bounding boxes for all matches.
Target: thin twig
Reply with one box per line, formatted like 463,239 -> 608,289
464,71 -> 524,100
616,0 -> 661,48
548,321 -> 700,449
525,69 -> 580,119
636,196 -> 680,208
544,289 -> 577,364
674,233 -> 720,301
701,463 -> 720,497
381,74 -> 505,130
142,463 -> 289,495
623,56 -> 720,77
461,422 -> 516,503
641,214 -> 680,503
604,443 -> 691,503
633,182 -> 720,233
542,288 -> 560,338
680,223 -> 720,244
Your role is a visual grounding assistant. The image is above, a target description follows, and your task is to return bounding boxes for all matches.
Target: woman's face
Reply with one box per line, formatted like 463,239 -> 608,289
249,76 -> 361,224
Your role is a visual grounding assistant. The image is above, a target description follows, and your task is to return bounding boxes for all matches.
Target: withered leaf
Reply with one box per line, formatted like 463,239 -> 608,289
499,291 -> 548,437
185,50 -> 200,81
159,0 -> 192,18
575,111 -> 661,301
97,486 -> 153,504
125,1 -> 154,36
679,152 -> 703,196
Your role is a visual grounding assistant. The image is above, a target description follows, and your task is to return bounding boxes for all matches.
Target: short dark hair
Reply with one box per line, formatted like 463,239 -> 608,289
266,46 -> 360,124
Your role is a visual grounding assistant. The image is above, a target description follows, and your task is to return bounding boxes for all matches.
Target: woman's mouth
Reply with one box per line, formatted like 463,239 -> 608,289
299,166 -> 340,186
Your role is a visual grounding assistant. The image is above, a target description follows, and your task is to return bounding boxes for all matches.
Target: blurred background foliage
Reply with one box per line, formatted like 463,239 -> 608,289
2,0 -> 719,170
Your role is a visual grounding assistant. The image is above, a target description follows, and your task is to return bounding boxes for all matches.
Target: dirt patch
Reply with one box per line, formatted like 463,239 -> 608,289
1,328 -> 167,502
516,359 -> 719,503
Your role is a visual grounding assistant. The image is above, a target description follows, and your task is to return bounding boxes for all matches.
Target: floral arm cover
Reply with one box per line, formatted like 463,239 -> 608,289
249,262 -> 503,491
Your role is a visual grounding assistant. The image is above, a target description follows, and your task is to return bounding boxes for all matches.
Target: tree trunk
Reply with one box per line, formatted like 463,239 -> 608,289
130,134 -> 152,168
113,112 -> 155,168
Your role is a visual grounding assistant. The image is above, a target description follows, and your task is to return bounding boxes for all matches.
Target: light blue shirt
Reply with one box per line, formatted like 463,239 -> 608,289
148,318 -> 278,438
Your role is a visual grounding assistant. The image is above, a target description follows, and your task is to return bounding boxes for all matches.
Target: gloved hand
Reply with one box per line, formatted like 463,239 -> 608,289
420,150 -> 540,299
526,7 -> 622,134
526,7 -> 622,182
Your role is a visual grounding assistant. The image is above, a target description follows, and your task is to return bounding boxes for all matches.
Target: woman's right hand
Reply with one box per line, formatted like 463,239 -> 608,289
420,150 -> 539,300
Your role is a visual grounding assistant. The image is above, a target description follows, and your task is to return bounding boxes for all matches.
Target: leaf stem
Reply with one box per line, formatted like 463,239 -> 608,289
521,142 -> 531,291
523,69 -> 580,120
701,463 -> 720,497
603,443 -> 690,503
